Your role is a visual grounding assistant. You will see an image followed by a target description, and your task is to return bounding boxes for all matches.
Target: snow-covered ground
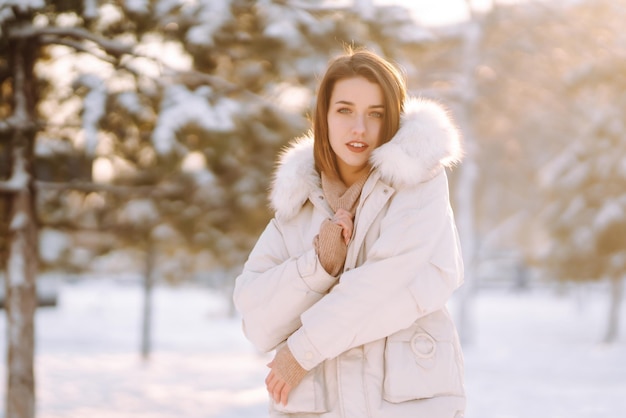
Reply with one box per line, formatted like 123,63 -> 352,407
1,278 -> 625,418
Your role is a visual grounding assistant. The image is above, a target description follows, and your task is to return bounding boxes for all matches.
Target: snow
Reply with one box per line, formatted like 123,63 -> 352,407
83,0 -> 98,20
263,19 -> 301,48
34,137 -> 74,157
154,0 -> 179,18
2,149 -> 29,191
152,85 -> 236,156
116,91 -> 143,116
77,74 -> 107,158
6,238 -> 26,287
124,0 -> 149,15
1,279 -> 625,418
185,0 -> 232,48
257,1 -> 313,49
594,199 -> 625,231
9,211 -> 28,231
376,5 -> 436,44
118,199 -> 160,226
39,229 -> 71,264
0,0 -> 44,9
0,0 -> 44,33
181,151 -> 221,189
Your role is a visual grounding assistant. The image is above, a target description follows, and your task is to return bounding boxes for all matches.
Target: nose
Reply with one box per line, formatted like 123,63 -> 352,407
352,115 -> 365,136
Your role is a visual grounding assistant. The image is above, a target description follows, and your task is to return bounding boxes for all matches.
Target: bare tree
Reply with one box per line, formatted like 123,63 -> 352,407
0,33 -> 39,418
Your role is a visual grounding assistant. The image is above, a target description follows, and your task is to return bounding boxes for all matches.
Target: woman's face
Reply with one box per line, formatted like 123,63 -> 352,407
327,76 -> 384,184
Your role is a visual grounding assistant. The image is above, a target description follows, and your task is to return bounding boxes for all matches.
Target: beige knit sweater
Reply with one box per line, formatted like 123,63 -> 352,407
272,171 -> 368,393
314,172 -> 368,276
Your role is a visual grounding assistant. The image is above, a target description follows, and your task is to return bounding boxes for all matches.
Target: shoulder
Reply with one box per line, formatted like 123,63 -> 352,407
382,168 -> 451,215
371,97 -> 462,188
269,133 -> 319,221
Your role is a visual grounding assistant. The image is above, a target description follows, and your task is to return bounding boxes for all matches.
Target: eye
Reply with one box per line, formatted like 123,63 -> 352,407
369,111 -> 384,118
338,107 -> 351,114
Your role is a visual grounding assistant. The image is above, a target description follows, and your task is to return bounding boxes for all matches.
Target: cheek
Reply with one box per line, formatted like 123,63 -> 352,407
368,120 -> 384,143
327,117 -> 348,143
328,115 -> 346,131
329,130 -> 343,152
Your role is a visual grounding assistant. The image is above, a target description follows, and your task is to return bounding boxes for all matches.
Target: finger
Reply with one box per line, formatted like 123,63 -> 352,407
335,215 -> 353,229
272,380 -> 285,403
265,370 -> 276,392
267,371 -> 278,397
335,208 -> 352,218
280,383 -> 292,406
334,221 -> 349,244
334,218 -> 346,229
265,371 -> 281,399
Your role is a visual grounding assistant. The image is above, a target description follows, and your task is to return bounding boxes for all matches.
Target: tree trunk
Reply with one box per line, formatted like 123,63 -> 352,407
454,8 -> 483,345
3,36 -> 39,418
604,274 -> 624,343
141,236 -> 155,359
5,146 -> 37,418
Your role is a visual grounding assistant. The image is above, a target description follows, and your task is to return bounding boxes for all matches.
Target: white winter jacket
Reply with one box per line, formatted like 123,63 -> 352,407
234,97 -> 466,418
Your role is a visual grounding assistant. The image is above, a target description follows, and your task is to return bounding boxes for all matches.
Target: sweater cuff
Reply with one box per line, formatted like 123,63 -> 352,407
273,346 -> 308,389
287,327 -> 324,371
315,219 -> 347,276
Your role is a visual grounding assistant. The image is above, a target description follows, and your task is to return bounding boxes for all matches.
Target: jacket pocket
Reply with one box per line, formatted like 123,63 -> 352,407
382,316 -> 464,403
271,353 -> 328,414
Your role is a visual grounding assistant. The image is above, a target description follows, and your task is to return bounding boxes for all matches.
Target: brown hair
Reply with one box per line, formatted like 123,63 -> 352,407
313,48 -> 407,178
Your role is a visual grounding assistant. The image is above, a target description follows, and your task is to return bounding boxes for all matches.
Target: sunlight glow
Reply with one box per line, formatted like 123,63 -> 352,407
374,0 -> 527,26
93,157 -> 114,183
181,151 -> 207,173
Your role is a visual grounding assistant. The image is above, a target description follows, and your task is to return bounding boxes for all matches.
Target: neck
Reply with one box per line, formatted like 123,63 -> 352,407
338,165 -> 370,187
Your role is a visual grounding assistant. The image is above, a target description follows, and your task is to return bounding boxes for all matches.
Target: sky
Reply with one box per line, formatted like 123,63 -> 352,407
376,0 -> 479,26
375,0 -> 553,26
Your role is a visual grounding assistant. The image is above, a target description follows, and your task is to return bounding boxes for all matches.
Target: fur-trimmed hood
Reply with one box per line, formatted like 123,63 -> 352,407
270,97 -> 462,220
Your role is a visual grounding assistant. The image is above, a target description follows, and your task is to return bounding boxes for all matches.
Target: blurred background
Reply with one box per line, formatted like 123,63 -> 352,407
0,0 -> 625,417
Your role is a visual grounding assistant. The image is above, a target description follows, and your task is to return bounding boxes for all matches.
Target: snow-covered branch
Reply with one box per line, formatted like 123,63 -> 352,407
36,180 -> 187,199
8,25 -> 133,57
0,115 -> 38,134
286,0 -> 351,12
39,35 -> 118,64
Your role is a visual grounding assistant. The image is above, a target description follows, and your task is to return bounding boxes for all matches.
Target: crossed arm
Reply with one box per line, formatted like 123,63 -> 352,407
238,173 -> 463,405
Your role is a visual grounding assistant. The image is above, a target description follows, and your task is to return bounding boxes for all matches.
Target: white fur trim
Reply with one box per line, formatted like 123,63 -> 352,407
269,134 -> 318,220
270,98 -> 462,219
370,97 -> 462,188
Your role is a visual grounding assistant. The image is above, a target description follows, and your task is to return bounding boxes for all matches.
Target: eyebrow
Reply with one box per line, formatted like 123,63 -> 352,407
334,100 -> 385,109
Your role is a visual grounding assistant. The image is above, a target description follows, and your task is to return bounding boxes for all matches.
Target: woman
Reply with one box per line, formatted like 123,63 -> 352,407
233,49 -> 466,418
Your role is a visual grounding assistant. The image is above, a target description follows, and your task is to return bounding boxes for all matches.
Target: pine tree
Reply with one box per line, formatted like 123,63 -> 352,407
538,0 -> 626,342
0,1 -> 432,415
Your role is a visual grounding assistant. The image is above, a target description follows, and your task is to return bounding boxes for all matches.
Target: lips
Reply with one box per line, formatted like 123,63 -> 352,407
347,141 -> 368,152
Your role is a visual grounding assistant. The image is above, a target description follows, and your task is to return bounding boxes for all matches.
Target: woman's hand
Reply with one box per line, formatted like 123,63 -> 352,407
265,360 -> 292,406
332,208 -> 354,245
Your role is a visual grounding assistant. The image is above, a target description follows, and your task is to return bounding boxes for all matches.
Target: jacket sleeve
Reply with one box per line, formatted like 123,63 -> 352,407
233,217 -> 338,353
287,171 -> 464,370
